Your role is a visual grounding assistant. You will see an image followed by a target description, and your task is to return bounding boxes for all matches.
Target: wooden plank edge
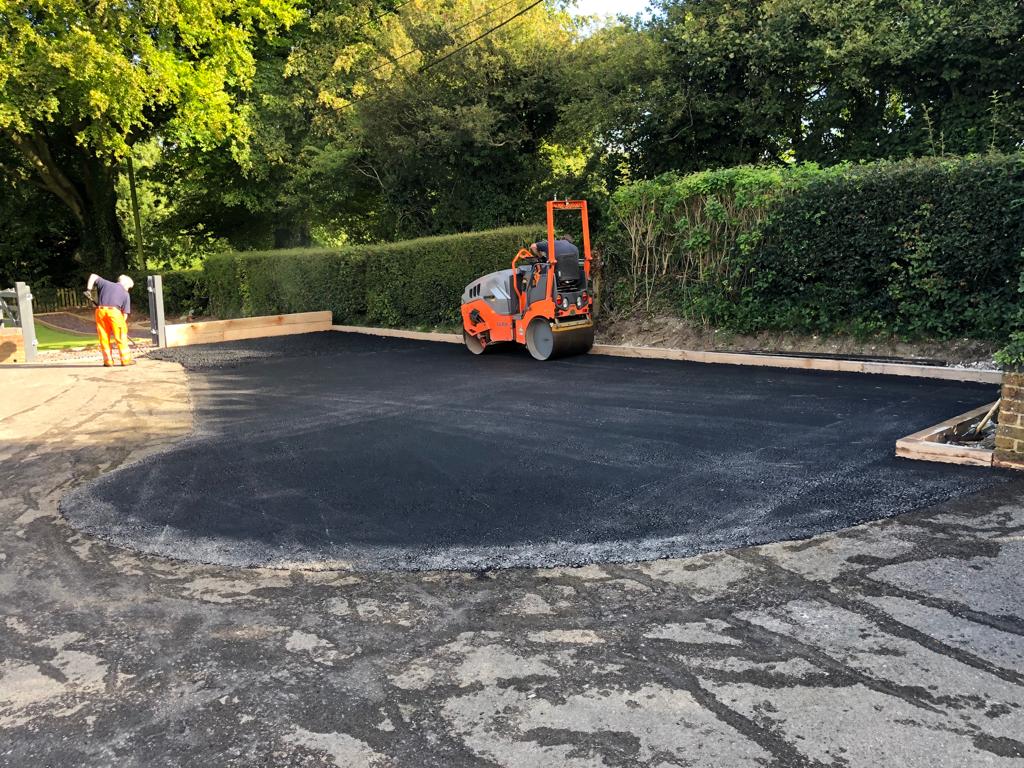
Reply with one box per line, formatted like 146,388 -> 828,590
326,326 -> 1003,383
896,440 -> 993,467
166,328 -> 324,347
895,401 -> 998,467
331,325 -> 462,344
165,315 -> 331,332
993,456 -> 1024,471
167,311 -> 331,335
165,320 -> 332,347
898,402 -> 999,444
591,344 -> 1002,383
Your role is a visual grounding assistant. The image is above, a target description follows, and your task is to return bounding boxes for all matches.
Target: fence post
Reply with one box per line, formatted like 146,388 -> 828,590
148,275 -> 166,348
15,282 -> 36,362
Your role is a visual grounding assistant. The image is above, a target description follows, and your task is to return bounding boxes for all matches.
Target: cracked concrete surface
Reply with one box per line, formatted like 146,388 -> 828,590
2,357 -> 1024,766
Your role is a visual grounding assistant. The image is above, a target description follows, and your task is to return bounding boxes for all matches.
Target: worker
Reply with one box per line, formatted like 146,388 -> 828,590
530,234 -> 579,260
86,273 -> 135,367
530,235 -> 583,287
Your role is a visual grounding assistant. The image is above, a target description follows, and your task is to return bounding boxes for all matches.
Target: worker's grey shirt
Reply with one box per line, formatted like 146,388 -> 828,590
535,240 -> 579,259
95,277 -> 130,315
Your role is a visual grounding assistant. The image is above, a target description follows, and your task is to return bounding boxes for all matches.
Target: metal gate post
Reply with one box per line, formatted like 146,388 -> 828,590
148,274 -> 166,347
15,282 -> 36,362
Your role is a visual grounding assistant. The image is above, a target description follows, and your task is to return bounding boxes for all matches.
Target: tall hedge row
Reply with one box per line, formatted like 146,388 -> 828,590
161,269 -> 209,317
203,226 -> 540,327
112,268 -> 207,320
744,156 -> 1024,339
166,154 -> 1023,342
605,164 -> 841,313
606,154 -> 1024,341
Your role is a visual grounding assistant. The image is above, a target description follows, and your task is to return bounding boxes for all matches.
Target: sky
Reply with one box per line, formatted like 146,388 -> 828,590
570,0 -> 651,19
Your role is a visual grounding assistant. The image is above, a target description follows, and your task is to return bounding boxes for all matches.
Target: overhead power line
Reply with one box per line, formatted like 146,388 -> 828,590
417,0 -> 544,74
342,0 -> 546,107
363,0 -> 525,78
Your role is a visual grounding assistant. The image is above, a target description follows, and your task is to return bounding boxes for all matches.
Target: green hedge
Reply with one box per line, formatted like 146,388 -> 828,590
110,269 -> 208,319
203,225 -> 541,327
161,269 -> 209,318
605,164 -> 840,315
606,154 -> 1024,341
745,155 -> 1024,339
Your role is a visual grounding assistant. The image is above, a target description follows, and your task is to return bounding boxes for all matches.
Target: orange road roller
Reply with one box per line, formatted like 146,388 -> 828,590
460,199 -> 595,361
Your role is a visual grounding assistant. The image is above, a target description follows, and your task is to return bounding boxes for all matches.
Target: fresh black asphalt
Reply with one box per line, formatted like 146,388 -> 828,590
61,332 -> 1008,570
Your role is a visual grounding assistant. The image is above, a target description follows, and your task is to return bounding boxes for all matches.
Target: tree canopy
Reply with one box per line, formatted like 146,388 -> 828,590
570,0 -> 1024,177
0,0 -> 301,273
0,0 -> 1021,286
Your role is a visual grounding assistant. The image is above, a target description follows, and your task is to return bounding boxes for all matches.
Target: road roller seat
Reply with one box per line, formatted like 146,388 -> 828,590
554,246 -> 583,291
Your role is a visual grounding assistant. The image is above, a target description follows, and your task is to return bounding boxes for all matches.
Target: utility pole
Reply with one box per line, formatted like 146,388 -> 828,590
126,155 -> 146,271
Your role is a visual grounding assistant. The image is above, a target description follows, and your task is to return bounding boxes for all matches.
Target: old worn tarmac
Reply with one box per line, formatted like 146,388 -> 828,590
64,333 -> 1005,570
3,346 -> 1024,767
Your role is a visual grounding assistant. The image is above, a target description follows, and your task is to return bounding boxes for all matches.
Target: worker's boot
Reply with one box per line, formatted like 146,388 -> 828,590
121,359 -> 137,366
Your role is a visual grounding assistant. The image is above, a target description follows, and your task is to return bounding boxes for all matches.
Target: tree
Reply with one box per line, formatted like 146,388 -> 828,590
149,0 -> 589,246
0,142 -> 79,287
0,0 -> 301,272
146,0 -> 403,250
570,0 -> 1024,177
335,0 -> 582,239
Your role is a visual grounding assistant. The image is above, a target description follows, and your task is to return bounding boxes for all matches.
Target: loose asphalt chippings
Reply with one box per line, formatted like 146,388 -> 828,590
60,332 -> 1009,571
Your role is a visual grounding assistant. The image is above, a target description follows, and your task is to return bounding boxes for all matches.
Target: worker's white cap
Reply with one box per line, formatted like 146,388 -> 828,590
118,275 -> 134,290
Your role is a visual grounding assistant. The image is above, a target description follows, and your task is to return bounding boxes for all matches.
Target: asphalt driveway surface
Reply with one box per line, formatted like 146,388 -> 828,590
62,333 -> 1005,570
4,354 -> 1024,767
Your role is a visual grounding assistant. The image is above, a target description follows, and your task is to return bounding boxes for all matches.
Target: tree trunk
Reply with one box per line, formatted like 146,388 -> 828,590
273,221 -> 312,249
79,155 -> 130,274
6,129 -> 130,274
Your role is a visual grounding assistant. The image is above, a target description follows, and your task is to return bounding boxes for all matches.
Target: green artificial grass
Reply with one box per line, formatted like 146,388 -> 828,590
35,321 -> 98,350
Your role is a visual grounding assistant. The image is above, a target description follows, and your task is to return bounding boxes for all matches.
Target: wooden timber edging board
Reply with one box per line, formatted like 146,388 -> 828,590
590,344 -> 1004,384
0,327 -> 25,364
166,311 -> 333,348
332,325 -> 462,344
330,324 -> 1003,384
895,402 -> 997,468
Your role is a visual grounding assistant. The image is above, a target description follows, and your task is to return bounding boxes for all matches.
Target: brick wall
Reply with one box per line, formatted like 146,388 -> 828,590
995,371 -> 1024,469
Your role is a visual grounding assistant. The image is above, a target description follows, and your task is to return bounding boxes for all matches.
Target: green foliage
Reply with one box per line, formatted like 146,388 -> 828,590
152,0 -> 588,251
0,0 -> 301,269
203,225 -> 540,327
606,154 -> 1024,341
114,142 -> 232,271
0,0 -> 301,160
745,155 -> 1024,340
144,0 -> 388,253
5,0 -> 1024,290
0,152 -> 81,289
995,332 -> 1024,370
307,0 -> 589,240
161,270 -> 209,319
572,0 -> 1024,179
606,165 -> 839,314
203,255 -> 243,319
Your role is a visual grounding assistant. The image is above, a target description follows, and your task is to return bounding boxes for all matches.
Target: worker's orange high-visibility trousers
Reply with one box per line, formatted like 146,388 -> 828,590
95,306 -> 132,364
